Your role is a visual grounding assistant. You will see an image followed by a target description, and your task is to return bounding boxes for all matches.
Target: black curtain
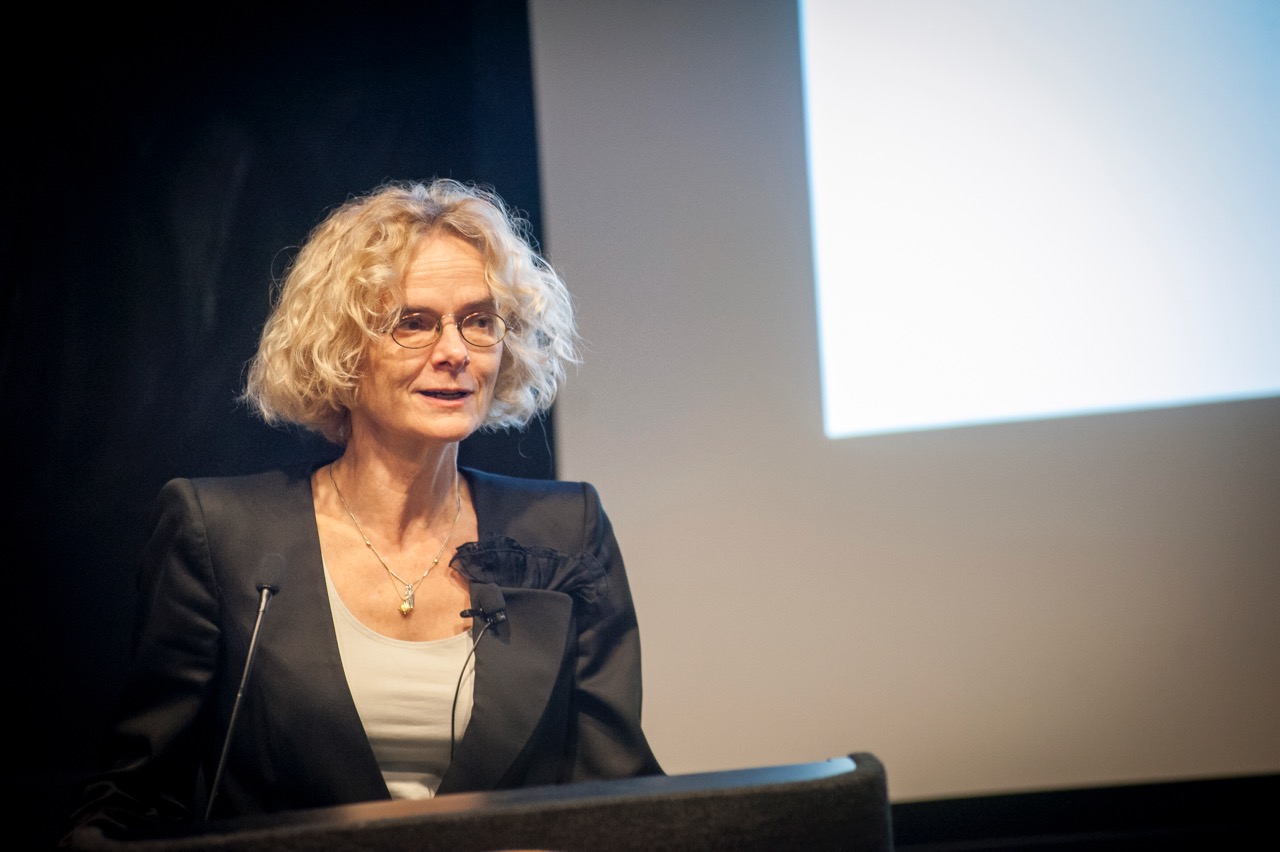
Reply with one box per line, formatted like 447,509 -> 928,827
3,3 -> 549,847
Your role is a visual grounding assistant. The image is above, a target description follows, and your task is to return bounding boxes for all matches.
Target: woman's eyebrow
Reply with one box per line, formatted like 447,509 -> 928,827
401,298 -> 497,315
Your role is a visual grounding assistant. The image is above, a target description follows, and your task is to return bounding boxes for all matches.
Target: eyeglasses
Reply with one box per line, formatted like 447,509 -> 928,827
388,310 -> 509,349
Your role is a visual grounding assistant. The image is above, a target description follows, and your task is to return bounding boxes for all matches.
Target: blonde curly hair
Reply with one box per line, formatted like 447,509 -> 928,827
242,179 -> 580,444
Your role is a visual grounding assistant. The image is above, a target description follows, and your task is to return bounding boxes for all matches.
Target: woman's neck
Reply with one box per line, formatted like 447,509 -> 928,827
328,441 -> 461,539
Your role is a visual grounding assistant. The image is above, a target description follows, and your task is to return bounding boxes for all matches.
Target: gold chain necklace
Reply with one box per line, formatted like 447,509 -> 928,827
329,464 -> 462,616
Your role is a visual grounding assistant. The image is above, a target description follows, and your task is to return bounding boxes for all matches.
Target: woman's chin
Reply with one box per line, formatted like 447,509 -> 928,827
415,415 -> 487,445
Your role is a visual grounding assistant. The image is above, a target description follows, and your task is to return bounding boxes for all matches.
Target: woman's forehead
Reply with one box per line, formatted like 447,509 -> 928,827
400,233 -> 489,299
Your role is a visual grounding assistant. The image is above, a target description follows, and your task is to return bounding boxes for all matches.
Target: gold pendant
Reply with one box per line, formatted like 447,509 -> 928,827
400,584 -> 414,616
399,599 -> 413,616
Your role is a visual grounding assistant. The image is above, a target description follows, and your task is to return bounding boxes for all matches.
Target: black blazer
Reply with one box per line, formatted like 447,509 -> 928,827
68,465 -> 662,838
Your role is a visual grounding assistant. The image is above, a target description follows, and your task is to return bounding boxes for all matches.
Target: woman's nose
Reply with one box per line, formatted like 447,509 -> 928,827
431,320 -> 471,366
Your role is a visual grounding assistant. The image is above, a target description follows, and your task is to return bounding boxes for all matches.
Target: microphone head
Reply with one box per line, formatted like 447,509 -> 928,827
256,553 -> 286,594
462,584 -> 507,626
475,584 -> 506,618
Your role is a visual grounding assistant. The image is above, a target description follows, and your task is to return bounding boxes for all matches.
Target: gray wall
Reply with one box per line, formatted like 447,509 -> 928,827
529,0 -> 1280,802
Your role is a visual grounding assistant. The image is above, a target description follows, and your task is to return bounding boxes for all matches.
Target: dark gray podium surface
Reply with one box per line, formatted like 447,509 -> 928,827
70,752 -> 892,852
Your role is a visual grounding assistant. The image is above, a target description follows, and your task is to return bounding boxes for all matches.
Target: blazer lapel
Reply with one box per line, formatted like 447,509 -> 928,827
235,469 -> 389,804
437,586 -> 574,792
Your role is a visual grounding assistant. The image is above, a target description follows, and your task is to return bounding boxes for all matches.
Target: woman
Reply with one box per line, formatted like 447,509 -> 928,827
65,179 -> 662,842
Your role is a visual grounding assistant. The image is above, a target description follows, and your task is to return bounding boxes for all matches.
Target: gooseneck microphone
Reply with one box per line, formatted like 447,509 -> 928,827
451,585 -> 507,756
205,555 -> 285,822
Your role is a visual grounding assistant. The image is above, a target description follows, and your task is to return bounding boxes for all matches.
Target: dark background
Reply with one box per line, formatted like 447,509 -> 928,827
3,3 -> 550,847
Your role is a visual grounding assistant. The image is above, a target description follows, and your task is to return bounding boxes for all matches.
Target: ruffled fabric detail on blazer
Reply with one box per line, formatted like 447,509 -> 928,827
451,535 -> 612,618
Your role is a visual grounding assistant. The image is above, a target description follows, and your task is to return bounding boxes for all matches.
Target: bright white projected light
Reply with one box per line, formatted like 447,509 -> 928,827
799,0 -> 1280,439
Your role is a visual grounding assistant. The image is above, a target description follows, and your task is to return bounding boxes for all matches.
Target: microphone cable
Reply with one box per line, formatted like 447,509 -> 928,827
449,620 -> 493,759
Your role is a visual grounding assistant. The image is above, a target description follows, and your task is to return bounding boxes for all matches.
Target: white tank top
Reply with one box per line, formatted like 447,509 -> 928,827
324,566 -> 476,799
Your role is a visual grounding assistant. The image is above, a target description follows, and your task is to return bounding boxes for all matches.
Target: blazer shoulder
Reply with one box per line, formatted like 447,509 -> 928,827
463,467 -> 591,496
149,467 -> 313,517
183,466 -> 317,499
464,468 -> 608,552
464,467 -> 604,513
153,467 -> 318,548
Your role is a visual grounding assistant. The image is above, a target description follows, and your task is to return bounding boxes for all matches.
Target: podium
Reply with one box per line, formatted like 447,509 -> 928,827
73,752 -> 892,851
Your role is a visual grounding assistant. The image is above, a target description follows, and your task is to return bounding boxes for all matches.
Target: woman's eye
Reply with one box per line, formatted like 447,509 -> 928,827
399,315 -> 433,332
